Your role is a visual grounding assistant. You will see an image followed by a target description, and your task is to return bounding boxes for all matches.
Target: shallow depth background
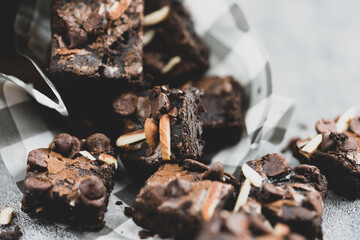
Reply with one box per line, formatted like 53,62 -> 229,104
0,1 -> 360,239
241,1 -> 360,239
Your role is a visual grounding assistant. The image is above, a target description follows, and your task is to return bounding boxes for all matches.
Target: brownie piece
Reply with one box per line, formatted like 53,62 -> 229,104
0,226 -> 23,240
237,153 -> 327,239
293,111 -> 360,199
194,76 -> 245,153
113,86 -> 204,179
143,0 -> 209,84
196,210 -> 306,240
50,0 -> 143,85
21,133 -> 117,230
133,160 -> 237,240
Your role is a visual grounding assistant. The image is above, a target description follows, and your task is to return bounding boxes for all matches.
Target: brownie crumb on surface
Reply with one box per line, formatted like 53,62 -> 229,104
138,230 -> 156,239
0,225 -> 23,240
124,207 -> 134,218
115,201 -> 123,206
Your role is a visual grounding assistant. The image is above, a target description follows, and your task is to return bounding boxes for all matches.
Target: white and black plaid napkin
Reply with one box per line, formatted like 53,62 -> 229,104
0,0 -> 294,239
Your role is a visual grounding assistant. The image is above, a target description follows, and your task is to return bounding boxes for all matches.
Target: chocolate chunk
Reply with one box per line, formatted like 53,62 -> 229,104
83,12 -> 107,35
315,118 -> 337,133
113,94 -> 138,116
0,225 -> 22,240
49,133 -> 81,158
85,133 -> 112,154
262,154 -> 291,177
202,162 -> 224,181
27,149 -> 48,170
79,176 -> 105,200
52,10 -> 78,35
141,185 -> 166,206
151,92 -> 171,119
24,177 -> 52,196
305,191 -> 323,214
339,135 -> 358,152
349,116 -> 360,135
262,183 -> 286,201
66,27 -> 88,49
166,178 -> 191,197
320,131 -> 335,151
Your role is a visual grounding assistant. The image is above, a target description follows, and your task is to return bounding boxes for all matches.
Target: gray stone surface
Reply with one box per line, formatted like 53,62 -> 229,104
241,0 -> 360,239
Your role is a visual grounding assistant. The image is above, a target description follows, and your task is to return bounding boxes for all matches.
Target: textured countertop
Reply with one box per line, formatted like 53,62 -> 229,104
1,0 -> 360,239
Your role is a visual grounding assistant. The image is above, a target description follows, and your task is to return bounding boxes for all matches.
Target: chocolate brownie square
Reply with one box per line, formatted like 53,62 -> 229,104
50,0 -> 143,85
194,76 -> 245,152
143,0 -> 209,84
133,160 -> 237,239
236,153 -> 327,239
21,133 -> 117,230
113,86 -> 204,179
196,210 -> 306,240
293,108 -> 360,199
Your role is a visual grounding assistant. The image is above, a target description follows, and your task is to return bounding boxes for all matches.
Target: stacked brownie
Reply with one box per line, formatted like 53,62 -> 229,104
21,133 -> 117,230
293,107 -> 360,199
20,0 -> 249,235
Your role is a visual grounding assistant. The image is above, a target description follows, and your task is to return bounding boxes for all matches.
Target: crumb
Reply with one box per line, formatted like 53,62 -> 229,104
124,206 -> 134,218
138,230 -> 156,239
0,225 -> 23,240
298,123 -> 308,130
281,137 -> 301,153
115,201 -> 123,206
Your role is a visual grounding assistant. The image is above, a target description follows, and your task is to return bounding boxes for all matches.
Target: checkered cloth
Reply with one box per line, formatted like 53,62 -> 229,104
0,0 -> 294,239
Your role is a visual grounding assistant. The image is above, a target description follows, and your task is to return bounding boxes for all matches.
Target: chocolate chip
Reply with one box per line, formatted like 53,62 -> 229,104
340,135 -> 358,152
49,133 -> 81,158
262,154 -> 291,177
202,162 -> 224,181
27,149 -> 49,170
151,92 -> 171,119
136,97 -> 152,119
83,12 -> 107,35
113,94 -> 138,116
79,176 -> 105,200
315,118 -> 337,133
349,116 -> 360,135
320,131 -> 335,151
166,178 -> 191,198
24,177 -> 52,196
85,133 -> 113,154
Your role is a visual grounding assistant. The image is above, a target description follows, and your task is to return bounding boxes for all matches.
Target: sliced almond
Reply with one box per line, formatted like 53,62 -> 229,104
116,129 -> 146,147
336,106 -> 357,132
144,6 -> 170,26
159,114 -> 171,160
300,133 -> 322,158
0,206 -> 13,225
69,190 -> 81,207
273,223 -> 290,236
161,56 -> 181,74
143,29 -> 156,46
241,164 -> 263,187
79,150 -> 96,161
145,118 -> 159,148
233,178 -> 251,212
57,48 -> 90,55
109,0 -> 131,20
98,153 -> 118,169
201,182 -> 223,221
